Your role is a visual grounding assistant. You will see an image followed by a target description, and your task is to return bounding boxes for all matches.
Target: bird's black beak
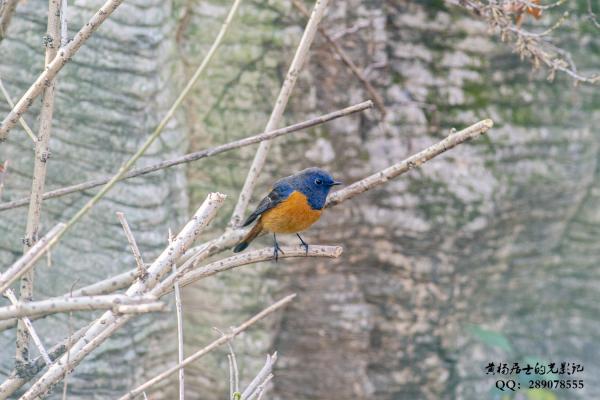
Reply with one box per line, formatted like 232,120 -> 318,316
331,181 -> 342,186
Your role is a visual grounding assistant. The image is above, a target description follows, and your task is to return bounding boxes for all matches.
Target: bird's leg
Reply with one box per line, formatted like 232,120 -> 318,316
296,233 -> 309,256
273,233 -> 282,262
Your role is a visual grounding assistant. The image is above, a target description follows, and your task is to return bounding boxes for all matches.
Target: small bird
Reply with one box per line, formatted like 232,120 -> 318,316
233,167 -> 341,260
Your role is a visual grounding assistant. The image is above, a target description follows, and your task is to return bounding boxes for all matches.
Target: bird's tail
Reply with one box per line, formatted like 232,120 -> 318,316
233,220 -> 263,253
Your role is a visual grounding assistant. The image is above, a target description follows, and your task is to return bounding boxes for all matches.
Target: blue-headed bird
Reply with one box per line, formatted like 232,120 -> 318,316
233,167 -> 341,260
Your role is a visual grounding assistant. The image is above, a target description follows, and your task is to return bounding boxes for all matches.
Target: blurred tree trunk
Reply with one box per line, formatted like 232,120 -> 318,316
180,0 -> 599,399
0,0 -> 187,398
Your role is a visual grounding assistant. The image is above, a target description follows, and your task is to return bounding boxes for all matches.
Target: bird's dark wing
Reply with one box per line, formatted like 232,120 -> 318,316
241,182 -> 292,227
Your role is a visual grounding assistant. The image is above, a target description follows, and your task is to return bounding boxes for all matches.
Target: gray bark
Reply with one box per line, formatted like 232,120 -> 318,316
179,0 -> 600,399
0,0 -> 187,398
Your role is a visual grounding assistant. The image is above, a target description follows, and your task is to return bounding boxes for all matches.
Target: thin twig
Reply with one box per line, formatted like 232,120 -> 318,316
0,223 -> 65,294
0,160 -> 8,199
0,76 -> 36,142
291,0 -> 386,116
19,193 -> 226,400
0,0 -> 241,282
241,353 -> 277,399
0,324 -> 89,399
17,0 -> 62,365
153,245 -> 343,298
0,101 -> 372,212
117,294 -> 296,400
229,0 -> 331,227
0,0 -> 128,141
247,374 -> 274,400
116,212 -> 146,279
0,0 -> 18,42
169,230 -> 185,400
326,119 -> 494,207
3,289 -> 52,366
0,294 -> 161,320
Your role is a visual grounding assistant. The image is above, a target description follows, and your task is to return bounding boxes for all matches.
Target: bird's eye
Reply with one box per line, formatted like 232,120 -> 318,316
315,178 -> 323,185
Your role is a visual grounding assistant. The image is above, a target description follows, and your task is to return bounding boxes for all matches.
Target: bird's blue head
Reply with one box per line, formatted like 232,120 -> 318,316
290,167 -> 342,210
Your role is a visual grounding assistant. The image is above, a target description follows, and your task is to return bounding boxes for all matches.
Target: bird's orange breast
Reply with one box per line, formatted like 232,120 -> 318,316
260,191 -> 322,234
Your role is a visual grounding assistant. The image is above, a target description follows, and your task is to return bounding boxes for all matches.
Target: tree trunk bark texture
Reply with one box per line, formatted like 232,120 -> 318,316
0,0 -> 188,398
178,0 -> 599,399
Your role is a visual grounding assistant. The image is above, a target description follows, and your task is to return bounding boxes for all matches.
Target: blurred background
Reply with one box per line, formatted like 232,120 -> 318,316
0,0 -> 599,399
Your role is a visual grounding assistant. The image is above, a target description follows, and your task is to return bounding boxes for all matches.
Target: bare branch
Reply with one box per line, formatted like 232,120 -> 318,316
117,294 -> 296,400
229,0 -> 331,227
241,353 -> 277,399
0,0 -> 18,42
113,302 -> 165,314
0,0 -> 128,141
0,101 -> 372,212
0,324 -> 89,399
19,193 -> 226,399
326,119 -> 494,207
169,230 -> 185,400
0,223 -> 65,294
4,289 -> 52,366
17,0 -> 62,365
0,160 -> 8,199
153,245 -> 343,298
291,0 -> 386,116
0,294 -> 161,320
116,212 -> 146,279
0,75 -> 36,142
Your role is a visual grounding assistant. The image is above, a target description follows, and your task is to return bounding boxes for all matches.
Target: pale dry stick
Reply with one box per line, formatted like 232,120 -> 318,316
169,229 -> 185,400
116,212 -> 146,278
19,194 -> 226,400
113,302 -> 165,314
0,0 -> 128,141
18,0 -> 62,366
326,119 -> 495,207
0,160 -> 8,199
0,76 -> 36,142
247,374 -> 273,400
0,0 -> 18,41
62,282 -> 76,400
213,327 -> 240,399
153,245 -> 343,298
241,353 -> 277,399
3,289 -> 52,366
0,101 -> 372,212
291,0 -> 386,116
229,0 -> 331,227
117,294 -> 296,400
0,0 -> 242,275
0,294 -> 160,320
0,223 -> 65,294
0,245 -> 341,332
0,324 -> 89,399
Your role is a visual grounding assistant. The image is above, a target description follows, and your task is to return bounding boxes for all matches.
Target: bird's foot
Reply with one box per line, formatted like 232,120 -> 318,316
296,233 -> 309,256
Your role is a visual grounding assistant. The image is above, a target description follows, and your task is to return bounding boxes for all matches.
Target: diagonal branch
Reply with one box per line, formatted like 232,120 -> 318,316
0,101 -> 372,212
0,0 -> 18,42
4,289 -> 52,366
116,212 -> 146,279
0,76 -> 36,142
229,0 -> 331,227
0,223 -> 65,294
326,119 -> 494,207
116,294 -> 296,400
18,193 -> 226,400
291,0 -> 386,116
0,0 -> 128,141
